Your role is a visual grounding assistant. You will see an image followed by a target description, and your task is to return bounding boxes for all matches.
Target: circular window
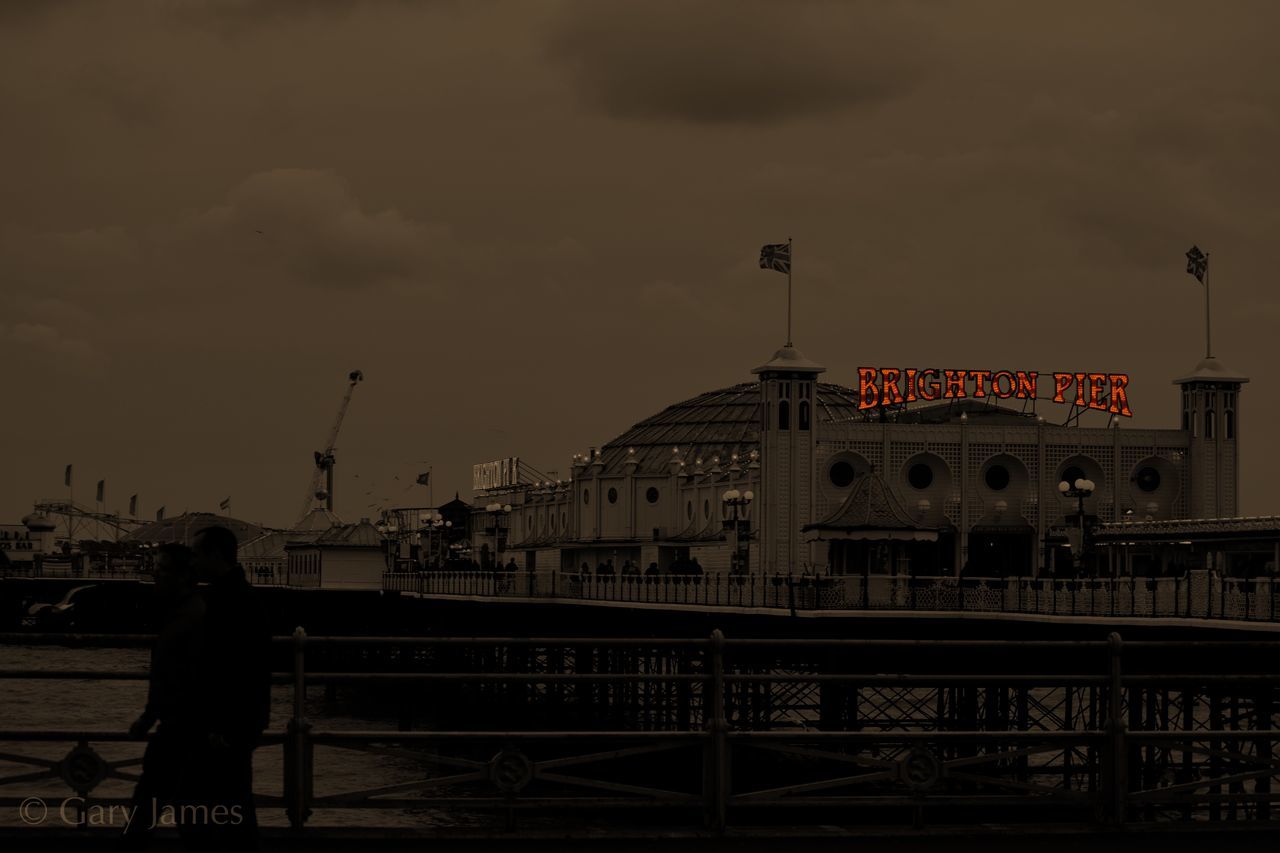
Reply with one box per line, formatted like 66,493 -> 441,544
1061,466 -> 1086,488
908,463 -> 933,490
704,499 -> 711,518
686,501 -> 693,520
646,487 -> 660,504
984,465 -> 1010,491
1135,467 -> 1161,492
607,487 -> 618,504
583,489 -> 590,505
829,461 -> 856,488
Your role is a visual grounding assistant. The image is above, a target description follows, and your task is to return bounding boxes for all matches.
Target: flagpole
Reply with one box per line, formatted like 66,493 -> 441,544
1204,252 -> 1212,359
786,236 -> 793,347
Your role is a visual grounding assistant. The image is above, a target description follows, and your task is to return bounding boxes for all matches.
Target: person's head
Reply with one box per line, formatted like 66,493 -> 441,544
192,525 -> 238,581
154,543 -> 196,599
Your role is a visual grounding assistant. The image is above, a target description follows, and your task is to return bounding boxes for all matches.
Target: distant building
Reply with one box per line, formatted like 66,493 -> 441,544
285,518 -> 385,589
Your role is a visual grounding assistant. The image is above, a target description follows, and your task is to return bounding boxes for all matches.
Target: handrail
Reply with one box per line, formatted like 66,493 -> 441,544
5,629 -> 1280,832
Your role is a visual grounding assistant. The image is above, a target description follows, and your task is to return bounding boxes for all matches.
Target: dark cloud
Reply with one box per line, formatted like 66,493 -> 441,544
546,0 -> 934,124
4,1 -> 1280,525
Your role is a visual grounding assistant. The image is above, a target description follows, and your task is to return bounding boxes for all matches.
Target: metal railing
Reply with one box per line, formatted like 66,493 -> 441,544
3,632 -> 1280,833
382,570 -> 1280,623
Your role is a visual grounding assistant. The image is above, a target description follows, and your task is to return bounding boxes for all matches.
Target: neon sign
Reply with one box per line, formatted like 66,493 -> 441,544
856,369 -> 1132,417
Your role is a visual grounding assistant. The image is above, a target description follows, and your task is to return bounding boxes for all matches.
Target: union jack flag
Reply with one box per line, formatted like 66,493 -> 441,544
759,242 -> 790,274
1185,245 -> 1207,283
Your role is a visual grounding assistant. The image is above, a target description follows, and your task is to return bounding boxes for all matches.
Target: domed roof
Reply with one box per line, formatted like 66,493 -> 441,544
1172,356 -> 1249,384
597,381 -> 864,475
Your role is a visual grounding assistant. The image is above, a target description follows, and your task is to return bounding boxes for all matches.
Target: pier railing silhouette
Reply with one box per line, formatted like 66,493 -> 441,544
384,569 -> 1280,623
3,632 -> 1280,835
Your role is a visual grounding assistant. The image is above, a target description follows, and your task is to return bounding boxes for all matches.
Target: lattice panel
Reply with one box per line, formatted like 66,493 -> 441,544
889,442 -> 926,474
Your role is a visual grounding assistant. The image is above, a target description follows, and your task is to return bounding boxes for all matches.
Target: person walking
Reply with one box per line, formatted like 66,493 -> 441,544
186,526 -> 271,852
118,544 -> 205,852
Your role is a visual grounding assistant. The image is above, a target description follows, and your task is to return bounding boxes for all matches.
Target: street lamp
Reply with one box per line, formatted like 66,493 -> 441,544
1058,477 -> 1096,576
722,489 -> 754,576
484,502 -> 512,569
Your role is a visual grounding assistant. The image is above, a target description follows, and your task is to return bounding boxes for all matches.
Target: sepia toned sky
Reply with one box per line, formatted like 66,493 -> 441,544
3,0 -> 1279,528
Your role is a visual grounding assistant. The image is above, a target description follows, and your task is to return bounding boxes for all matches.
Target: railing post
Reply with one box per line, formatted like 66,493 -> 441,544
1105,632 -> 1127,825
704,629 -> 728,832
285,626 -> 313,830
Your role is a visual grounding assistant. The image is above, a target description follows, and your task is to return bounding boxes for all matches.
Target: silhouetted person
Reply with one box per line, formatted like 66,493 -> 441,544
505,557 -> 519,573
644,561 -> 660,582
187,526 -> 270,852
118,544 -> 205,853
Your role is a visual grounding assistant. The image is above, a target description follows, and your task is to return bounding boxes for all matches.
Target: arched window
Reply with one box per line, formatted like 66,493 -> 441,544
1226,410 -> 1235,439
798,401 -> 810,431
1205,409 -> 1215,439
1191,410 -> 1197,437
1182,410 -> 1189,431
778,400 -> 790,430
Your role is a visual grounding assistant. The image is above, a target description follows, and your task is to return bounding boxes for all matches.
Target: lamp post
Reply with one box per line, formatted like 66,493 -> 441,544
721,489 -> 754,576
484,502 -> 512,569
1121,507 -> 1134,578
1058,477 -> 1096,576
375,521 -> 394,573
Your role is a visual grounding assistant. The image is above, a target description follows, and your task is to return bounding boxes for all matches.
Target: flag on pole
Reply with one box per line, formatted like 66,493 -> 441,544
759,242 -> 791,274
219,497 -> 231,512
129,495 -> 137,516
1186,245 -> 1208,283
96,480 -> 105,503
156,506 -> 165,522
65,464 -> 72,487
416,472 -> 431,487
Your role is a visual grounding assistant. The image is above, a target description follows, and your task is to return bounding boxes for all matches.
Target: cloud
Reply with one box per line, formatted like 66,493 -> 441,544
194,169 -> 459,289
0,321 -> 102,375
546,0 -> 933,125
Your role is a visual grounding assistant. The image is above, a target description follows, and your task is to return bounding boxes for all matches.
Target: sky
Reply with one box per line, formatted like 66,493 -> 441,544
3,0 -> 1279,528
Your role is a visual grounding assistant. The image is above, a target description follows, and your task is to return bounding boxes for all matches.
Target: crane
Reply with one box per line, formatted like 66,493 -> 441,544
295,370 -> 364,527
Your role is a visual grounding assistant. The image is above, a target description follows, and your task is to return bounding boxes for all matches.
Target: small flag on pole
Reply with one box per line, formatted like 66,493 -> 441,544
96,480 -> 105,503
219,497 -> 231,512
759,242 -> 791,274
65,464 -> 72,487
156,506 -> 165,522
416,472 -> 431,487
1186,245 -> 1208,283
129,495 -> 137,516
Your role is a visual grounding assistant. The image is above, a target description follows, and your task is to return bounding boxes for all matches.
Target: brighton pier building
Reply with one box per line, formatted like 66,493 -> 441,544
472,344 -> 1252,578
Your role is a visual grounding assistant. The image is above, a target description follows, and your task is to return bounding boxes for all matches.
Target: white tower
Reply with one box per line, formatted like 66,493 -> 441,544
1173,357 -> 1247,518
753,345 -> 825,573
